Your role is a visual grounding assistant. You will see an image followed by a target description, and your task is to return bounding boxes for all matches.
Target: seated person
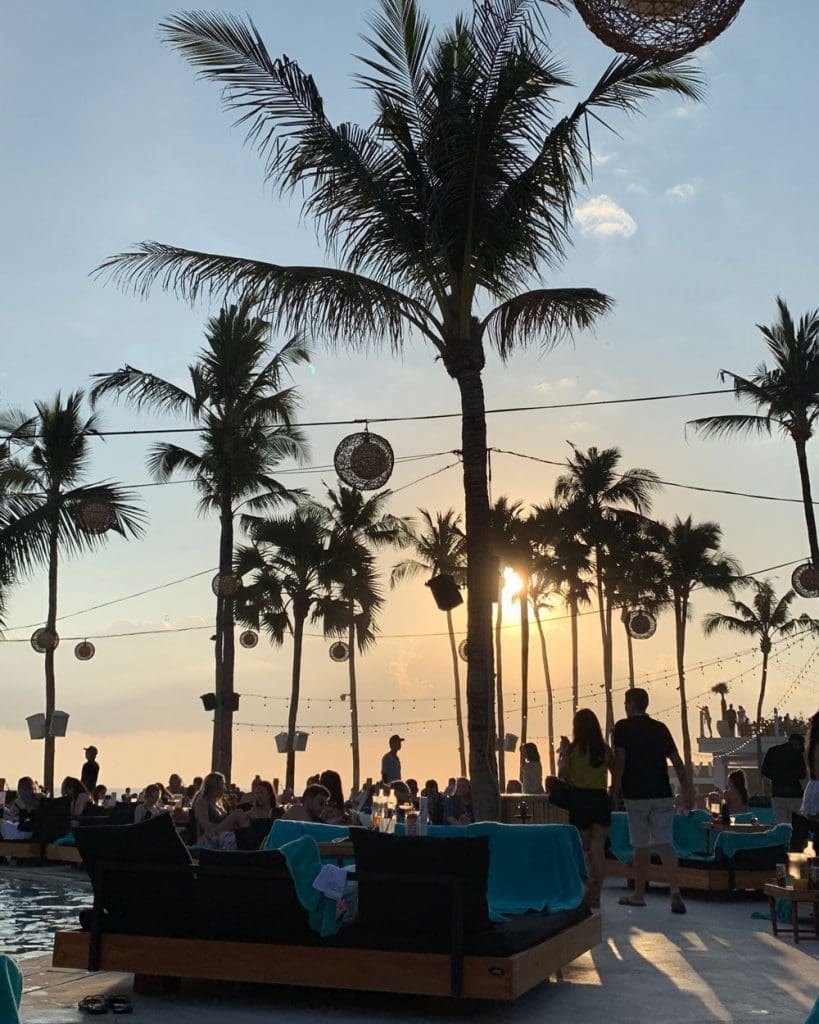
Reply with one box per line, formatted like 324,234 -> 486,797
724,769 -> 749,815
282,784 -> 330,822
191,772 -> 249,850
167,773 -> 185,797
91,784 -> 108,806
319,770 -> 350,824
506,779 -> 523,794
61,776 -> 89,829
248,780 -> 278,819
422,779 -> 445,825
134,784 -> 166,824
0,777 -> 41,840
443,777 -> 475,826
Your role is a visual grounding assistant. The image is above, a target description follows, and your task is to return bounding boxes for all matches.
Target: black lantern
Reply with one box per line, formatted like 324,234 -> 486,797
329,641 -> 350,662
572,0 -> 745,60
626,609 -> 657,640
30,627 -> 59,653
74,640 -> 96,661
334,430 -> 394,490
426,574 -> 463,611
239,630 -> 259,649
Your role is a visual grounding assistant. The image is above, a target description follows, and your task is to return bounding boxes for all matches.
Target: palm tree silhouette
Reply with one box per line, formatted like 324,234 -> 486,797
689,298 -> 819,569
391,508 -> 467,776
96,3 -> 702,817
703,578 -> 819,769
0,392 -> 144,792
91,298 -> 309,781
528,568 -> 559,775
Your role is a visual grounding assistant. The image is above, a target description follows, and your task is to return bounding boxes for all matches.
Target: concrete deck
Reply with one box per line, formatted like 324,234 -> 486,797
17,881 -> 819,1023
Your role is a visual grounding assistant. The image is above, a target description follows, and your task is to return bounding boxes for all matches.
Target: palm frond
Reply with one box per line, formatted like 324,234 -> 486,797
687,412 -> 778,441
90,366 -> 197,416
482,287 -> 612,358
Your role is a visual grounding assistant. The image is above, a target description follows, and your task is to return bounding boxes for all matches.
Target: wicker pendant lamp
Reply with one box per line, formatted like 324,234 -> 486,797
30,627 -> 59,653
792,562 -> 819,599
334,428 -> 394,490
74,640 -> 96,661
76,499 -> 117,535
329,640 -> 350,663
211,572 -> 241,598
572,0 -> 745,59
239,630 -> 259,649
626,609 -> 657,640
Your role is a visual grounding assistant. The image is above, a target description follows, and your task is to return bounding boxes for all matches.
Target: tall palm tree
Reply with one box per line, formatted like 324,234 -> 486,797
0,393 -> 144,793
90,298 -> 309,782
391,508 -> 467,776
555,446 -> 660,735
652,516 -> 739,780
315,484 -> 409,791
689,298 -> 819,568
236,507 -> 346,789
703,578 -> 819,770
97,2 -> 702,818
528,568 -> 558,775
711,681 -> 729,721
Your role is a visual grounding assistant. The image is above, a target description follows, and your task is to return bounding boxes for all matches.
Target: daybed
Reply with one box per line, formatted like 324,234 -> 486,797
52,815 -> 600,1000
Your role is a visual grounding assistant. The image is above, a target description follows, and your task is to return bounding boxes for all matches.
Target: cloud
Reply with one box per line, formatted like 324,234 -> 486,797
575,195 -> 637,239
667,183 -> 696,202
626,183 -> 649,195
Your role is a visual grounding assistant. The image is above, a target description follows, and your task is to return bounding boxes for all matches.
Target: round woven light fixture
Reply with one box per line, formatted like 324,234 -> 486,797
572,0 -> 745,59
334,430 -> 394,490
329,640 -> 350,663
792,562 -> 819,599
30,627 -> 59,653
76,498 -> 117,535
626,609 -> 657,640
458,639 -> 470,663
74,640 -> 96,661
211,572 -> 241,598
239,630 -> 259,649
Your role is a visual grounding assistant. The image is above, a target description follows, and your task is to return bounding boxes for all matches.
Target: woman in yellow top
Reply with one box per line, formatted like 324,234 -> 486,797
559,709 -> 613,908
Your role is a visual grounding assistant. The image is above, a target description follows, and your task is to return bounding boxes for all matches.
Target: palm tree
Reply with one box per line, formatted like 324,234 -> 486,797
0,392 -> 144,793
711,681 -> 729,721
96,3 -> 703,818
528,568 -> 558,775
315,484 -> 409,792
703,578 -> 819,770
90,298 -> 309,782
555,446 -> 661,735
391,508 -> 467,776
652,516 -> 739,780
689,298 -> 819,569
236,507 -> 346,789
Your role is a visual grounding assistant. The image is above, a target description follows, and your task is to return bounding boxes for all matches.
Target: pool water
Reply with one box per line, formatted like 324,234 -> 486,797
0,874 -> 90,958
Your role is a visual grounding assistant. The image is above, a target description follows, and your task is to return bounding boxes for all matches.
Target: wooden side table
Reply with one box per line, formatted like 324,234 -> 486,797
700,821 -> 772,855
763,883 -> 819,944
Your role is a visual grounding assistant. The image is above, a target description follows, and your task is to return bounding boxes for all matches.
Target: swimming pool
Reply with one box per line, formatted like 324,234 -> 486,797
0,873 -> 89,958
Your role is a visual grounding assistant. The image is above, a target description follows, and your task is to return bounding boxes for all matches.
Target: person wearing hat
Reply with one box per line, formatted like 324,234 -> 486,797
381,734 -> 404,785
80,746 -> 100,793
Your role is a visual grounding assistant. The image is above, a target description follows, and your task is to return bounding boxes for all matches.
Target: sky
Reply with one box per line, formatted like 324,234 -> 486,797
1,0 -> 819,794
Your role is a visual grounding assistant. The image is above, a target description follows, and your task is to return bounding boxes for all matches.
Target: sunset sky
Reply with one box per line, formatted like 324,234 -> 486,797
2,1 -> 818,794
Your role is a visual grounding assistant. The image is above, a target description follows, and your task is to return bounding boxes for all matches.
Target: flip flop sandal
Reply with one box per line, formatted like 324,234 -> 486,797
78,995 -> 108,1014
618,896 -> 646,907
105,995 -> 133,1014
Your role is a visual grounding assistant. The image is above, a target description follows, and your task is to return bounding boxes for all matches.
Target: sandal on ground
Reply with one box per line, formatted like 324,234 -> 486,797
105,994 -> 133,1014
78,995 -> 108,1014
670,893 -> 687,915
618,896 -> 646,907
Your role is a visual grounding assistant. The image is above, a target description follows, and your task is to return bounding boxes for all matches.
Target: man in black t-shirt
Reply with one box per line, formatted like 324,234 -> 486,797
80,746 -> 100,793
761,734 -> 806,824
612,688 -> 694,915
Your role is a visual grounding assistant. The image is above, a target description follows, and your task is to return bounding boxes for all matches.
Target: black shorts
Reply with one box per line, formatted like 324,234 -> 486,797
569,788 -> 612,831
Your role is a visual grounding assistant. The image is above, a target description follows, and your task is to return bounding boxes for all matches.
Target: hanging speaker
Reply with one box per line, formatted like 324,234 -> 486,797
426,574 -> 463,611
200,693 -> 217,712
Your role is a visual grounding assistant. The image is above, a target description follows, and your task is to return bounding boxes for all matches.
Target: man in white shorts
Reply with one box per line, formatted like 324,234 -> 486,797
612,688 -> 694,914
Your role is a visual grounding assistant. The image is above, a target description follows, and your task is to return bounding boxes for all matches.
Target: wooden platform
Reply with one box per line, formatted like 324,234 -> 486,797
53,913 -> 601,1001
45,844 -> 83,864
0,840 -> 42,862
605,858 -> 772,892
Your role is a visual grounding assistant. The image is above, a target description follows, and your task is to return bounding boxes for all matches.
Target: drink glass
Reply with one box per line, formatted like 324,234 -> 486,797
775,863 -> 788,887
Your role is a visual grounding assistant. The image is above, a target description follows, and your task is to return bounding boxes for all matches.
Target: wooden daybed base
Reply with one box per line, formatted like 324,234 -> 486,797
53,913 -> 601,1001
0,840 -> 42,863
605,858 -> 772,892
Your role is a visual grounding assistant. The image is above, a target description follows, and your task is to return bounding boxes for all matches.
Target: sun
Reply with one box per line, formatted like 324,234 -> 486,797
500,567 -> 523,614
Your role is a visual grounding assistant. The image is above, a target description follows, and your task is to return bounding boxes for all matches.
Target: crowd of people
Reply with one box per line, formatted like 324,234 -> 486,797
698,701 -> 812,739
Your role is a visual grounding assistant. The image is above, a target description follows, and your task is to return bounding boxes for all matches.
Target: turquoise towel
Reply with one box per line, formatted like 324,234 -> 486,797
277,836 -> 341,938
805,996 -> 819,1024
735,809 -> 777,826
51,832 -> 75,847
712,824 -> 791,860
0,955 -> 22,1024
428,822 -> 587,919
264,819 -> 350,850
608,809 -> 711,864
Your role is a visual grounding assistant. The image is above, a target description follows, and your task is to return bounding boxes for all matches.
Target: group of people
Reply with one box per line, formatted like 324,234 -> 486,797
699,701 -> 811,740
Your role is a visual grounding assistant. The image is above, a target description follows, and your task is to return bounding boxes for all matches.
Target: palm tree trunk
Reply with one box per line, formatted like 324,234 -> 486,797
494,577 -> 506,791
570,597 -> 579,714
794,436 -> 819,567
755,638 -> 771,774
604,593 -> 615,737
534,608 -> 556,775
211,495 -> 235,781
348,601 -> 361,794
519,582 -> 530,767
43,515 -> 59,795
675,595 -> 693,783
285,614 -> 304,790
455,367 -> 499,820
622,608 -> 636,688
595,547 -> 614,737
446,608 -> 467,777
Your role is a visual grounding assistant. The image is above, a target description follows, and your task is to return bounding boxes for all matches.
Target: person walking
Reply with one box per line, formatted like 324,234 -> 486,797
380,734 -> 403,785
762,733 -> 807,823
612,688 -> 694,915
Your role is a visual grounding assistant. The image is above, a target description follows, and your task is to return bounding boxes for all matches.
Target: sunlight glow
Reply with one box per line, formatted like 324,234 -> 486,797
501,567 -> 523,614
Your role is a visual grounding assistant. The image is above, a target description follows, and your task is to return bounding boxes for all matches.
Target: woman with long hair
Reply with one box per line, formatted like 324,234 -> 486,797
724,769 -> 748,814
521,742 -> 544,794
191,771 -> 249,849
0,777 -> 41,841
248,779 -> 278,819
559,709 -> 613,908
318,770 -> 349,824
61,776 -> 89,828
801,711 -> 819,817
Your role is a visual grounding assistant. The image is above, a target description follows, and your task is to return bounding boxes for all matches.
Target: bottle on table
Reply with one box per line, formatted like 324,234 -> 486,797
720,802 -> 730,825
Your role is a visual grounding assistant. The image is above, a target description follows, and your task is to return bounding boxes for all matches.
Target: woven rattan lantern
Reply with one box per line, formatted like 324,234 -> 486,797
76,498 -> 117,535
74,640 -> 96,661
30,627 -> 59,653
329,640 -> 350,663
426,574 -> 463,611
334,430 -> 394,490
457,639 -> 470,663
626,609 -> 657,640
211,572 -> 241,598
572,0 -> 745,59
239,630 -> 259,649
792,562 -> 819,599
